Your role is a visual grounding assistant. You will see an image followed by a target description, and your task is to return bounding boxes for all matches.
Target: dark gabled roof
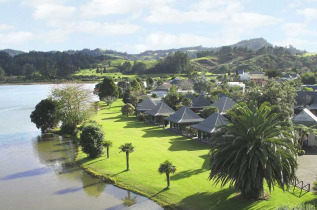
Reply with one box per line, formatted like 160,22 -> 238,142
292,108 -> 317,126
191,113 -> 229,133
136,97 -> 156,111
155,83 -> 172,91
212,97 -> 236,114
191,95 -> 212,108
183,93 -> 196,102
217,93 -> 228,99
165,106 -> 203,124
295,91 -> 317,108
145,101 -> 175,116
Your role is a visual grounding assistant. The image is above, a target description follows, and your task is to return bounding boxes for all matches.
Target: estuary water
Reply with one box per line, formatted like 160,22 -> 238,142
0,84 -> 162,210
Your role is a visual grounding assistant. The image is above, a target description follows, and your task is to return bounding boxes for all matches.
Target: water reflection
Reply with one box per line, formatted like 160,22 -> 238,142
33,134 -> 107,198
121,191 -> 137,207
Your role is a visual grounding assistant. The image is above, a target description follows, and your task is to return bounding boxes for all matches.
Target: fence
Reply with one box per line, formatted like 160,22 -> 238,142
291,179 -> 310,196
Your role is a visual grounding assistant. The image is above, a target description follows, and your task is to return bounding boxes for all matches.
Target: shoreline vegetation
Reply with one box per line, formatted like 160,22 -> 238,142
75,100 -> 317,210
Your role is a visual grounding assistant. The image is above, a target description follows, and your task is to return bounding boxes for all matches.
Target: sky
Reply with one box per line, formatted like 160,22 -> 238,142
0,0 -> 316,53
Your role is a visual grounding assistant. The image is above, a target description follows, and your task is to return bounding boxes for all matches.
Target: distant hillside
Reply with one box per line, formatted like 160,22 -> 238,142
0,49 -> 25,56
64,38 -> 303,60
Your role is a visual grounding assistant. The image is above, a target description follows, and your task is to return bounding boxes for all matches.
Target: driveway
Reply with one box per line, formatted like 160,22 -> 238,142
296,147 -> 317,187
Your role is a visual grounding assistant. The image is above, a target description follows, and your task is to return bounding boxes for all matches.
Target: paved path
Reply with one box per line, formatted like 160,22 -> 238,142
296,147 -> 317,187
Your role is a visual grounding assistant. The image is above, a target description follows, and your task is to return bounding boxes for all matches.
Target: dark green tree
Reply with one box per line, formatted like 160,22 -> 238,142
209,101 -> 297,199
80,123 -> 104,158
98,77 -> 119,100
121,103 -> 135,117
30,98 -> 60,133
201,106 -> 219,118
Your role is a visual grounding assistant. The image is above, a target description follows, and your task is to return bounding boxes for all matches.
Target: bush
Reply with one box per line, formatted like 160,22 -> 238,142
151,93 -> 158,98
137,113 -> 146,121
80,123 -> 105,158
60,123 -> 77,135
298,150 -> 305,156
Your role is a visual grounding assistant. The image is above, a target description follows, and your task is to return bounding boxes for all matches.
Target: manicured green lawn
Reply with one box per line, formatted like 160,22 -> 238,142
77,101 -> 317,209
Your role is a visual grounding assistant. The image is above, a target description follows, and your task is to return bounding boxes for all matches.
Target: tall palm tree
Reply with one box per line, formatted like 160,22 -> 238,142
209,101 -> 297,199
158,160 -> 176,188
119,143 -> 135,171
103,140 -> 113,158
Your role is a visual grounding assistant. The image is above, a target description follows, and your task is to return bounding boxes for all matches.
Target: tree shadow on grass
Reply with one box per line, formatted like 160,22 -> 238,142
200,154 -> 211,169
111,170 -> 128,177
171,168 -> 207,181
168,138 -> 210,151
150,187 -> 169,198
142,127 -> 179,138
178,187 -> 267,210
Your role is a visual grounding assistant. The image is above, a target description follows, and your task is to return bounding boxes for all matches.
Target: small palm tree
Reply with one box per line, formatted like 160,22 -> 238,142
158,160 -> 176,188
119,143 -> 135,171
103,140 -> 113,158
209,101 -> 297,199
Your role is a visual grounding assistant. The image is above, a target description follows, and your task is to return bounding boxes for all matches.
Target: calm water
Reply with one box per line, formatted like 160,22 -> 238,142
0,84 -> 162,210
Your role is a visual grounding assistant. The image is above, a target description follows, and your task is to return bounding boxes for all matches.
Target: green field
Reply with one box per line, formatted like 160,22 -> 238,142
76,101 -> 316,209
191,56 -> 218,62
298,53 -> 317,57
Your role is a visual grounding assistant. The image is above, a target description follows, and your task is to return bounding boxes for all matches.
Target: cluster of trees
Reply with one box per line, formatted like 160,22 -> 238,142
0,51 -> 102,78
30,83 -> 94,134
150,52 -> 191,74
119,61 -> 147,74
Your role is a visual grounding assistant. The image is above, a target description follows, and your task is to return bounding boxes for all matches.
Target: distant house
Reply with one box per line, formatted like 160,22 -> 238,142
136,97 -> 156,116
292,108 -> 317,146
249,71 -> 268,85
228,82 -> 246,93
212,96 -> 236,115
281,73 -> 300,81
169,77 -> 182,85
239,73 -> 250,81
294,91 -> 317,113
233,69 -> 244,75
151,83 -> 172,97
191,113 -> 229,143
190,95 -> 212,112
145,101 -> 175,126
165,107 -> 203,134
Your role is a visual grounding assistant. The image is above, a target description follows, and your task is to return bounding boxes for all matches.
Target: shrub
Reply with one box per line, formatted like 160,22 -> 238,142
80,123 -> 105,158
151,93 -> 158,98
60,123 -> 77,135
137,113 -> 146,121
121,103 -> 135,117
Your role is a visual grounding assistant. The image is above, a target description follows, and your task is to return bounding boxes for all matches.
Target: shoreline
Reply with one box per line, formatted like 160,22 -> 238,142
75,148 -> 172,209
0,81 -> 99,86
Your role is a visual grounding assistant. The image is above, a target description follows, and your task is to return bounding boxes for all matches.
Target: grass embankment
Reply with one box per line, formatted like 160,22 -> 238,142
76,101 -> 317,209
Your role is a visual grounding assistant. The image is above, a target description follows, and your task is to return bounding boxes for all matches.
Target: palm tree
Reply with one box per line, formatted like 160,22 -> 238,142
119,143 -> 135,171
209,101 -> 297,199
158,160 -> 176,188
103,140 -> 113,158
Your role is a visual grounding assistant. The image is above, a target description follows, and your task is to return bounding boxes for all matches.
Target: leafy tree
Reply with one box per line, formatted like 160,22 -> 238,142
146,77 -> 154,89
120,61 -> 132,74
265,69 -> 281,78
103,96 -> 117,108
119,143 -> 135,170
103,140 -> 113,158
132,61 -> 147,73
151,93 -> 158,98
51,83 -> 93,134
130,79 -> 141,91
301,72 -> 316,85
193,78 -> 214,94
163,85 -> 180,109
80,123 -> 104,158
201,106 -> 219,118
182,97 -> 192,107
30,98 -> 60,133
158,160 -> 176,188
209,101 -> 297,199
121,103 -> 135,117
98,77 -> 119,100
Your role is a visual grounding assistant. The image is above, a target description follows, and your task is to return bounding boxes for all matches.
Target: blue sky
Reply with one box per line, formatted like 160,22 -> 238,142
0,0 -> 316,53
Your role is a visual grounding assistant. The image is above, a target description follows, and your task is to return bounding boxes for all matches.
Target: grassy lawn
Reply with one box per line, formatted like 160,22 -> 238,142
77,101 -> 317,209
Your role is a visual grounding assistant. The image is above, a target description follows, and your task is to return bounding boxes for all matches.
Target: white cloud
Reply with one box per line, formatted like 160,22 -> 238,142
80,0 -> 174,18
297,8 -> 317,22
0,31 -> 34,46
0,24 -> 14,30
73,21 -> 140,36
132,32 -> 230,52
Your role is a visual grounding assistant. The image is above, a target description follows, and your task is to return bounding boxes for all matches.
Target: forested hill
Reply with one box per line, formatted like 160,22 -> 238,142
61,38 -> 277,60
0,49 -> 25,56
